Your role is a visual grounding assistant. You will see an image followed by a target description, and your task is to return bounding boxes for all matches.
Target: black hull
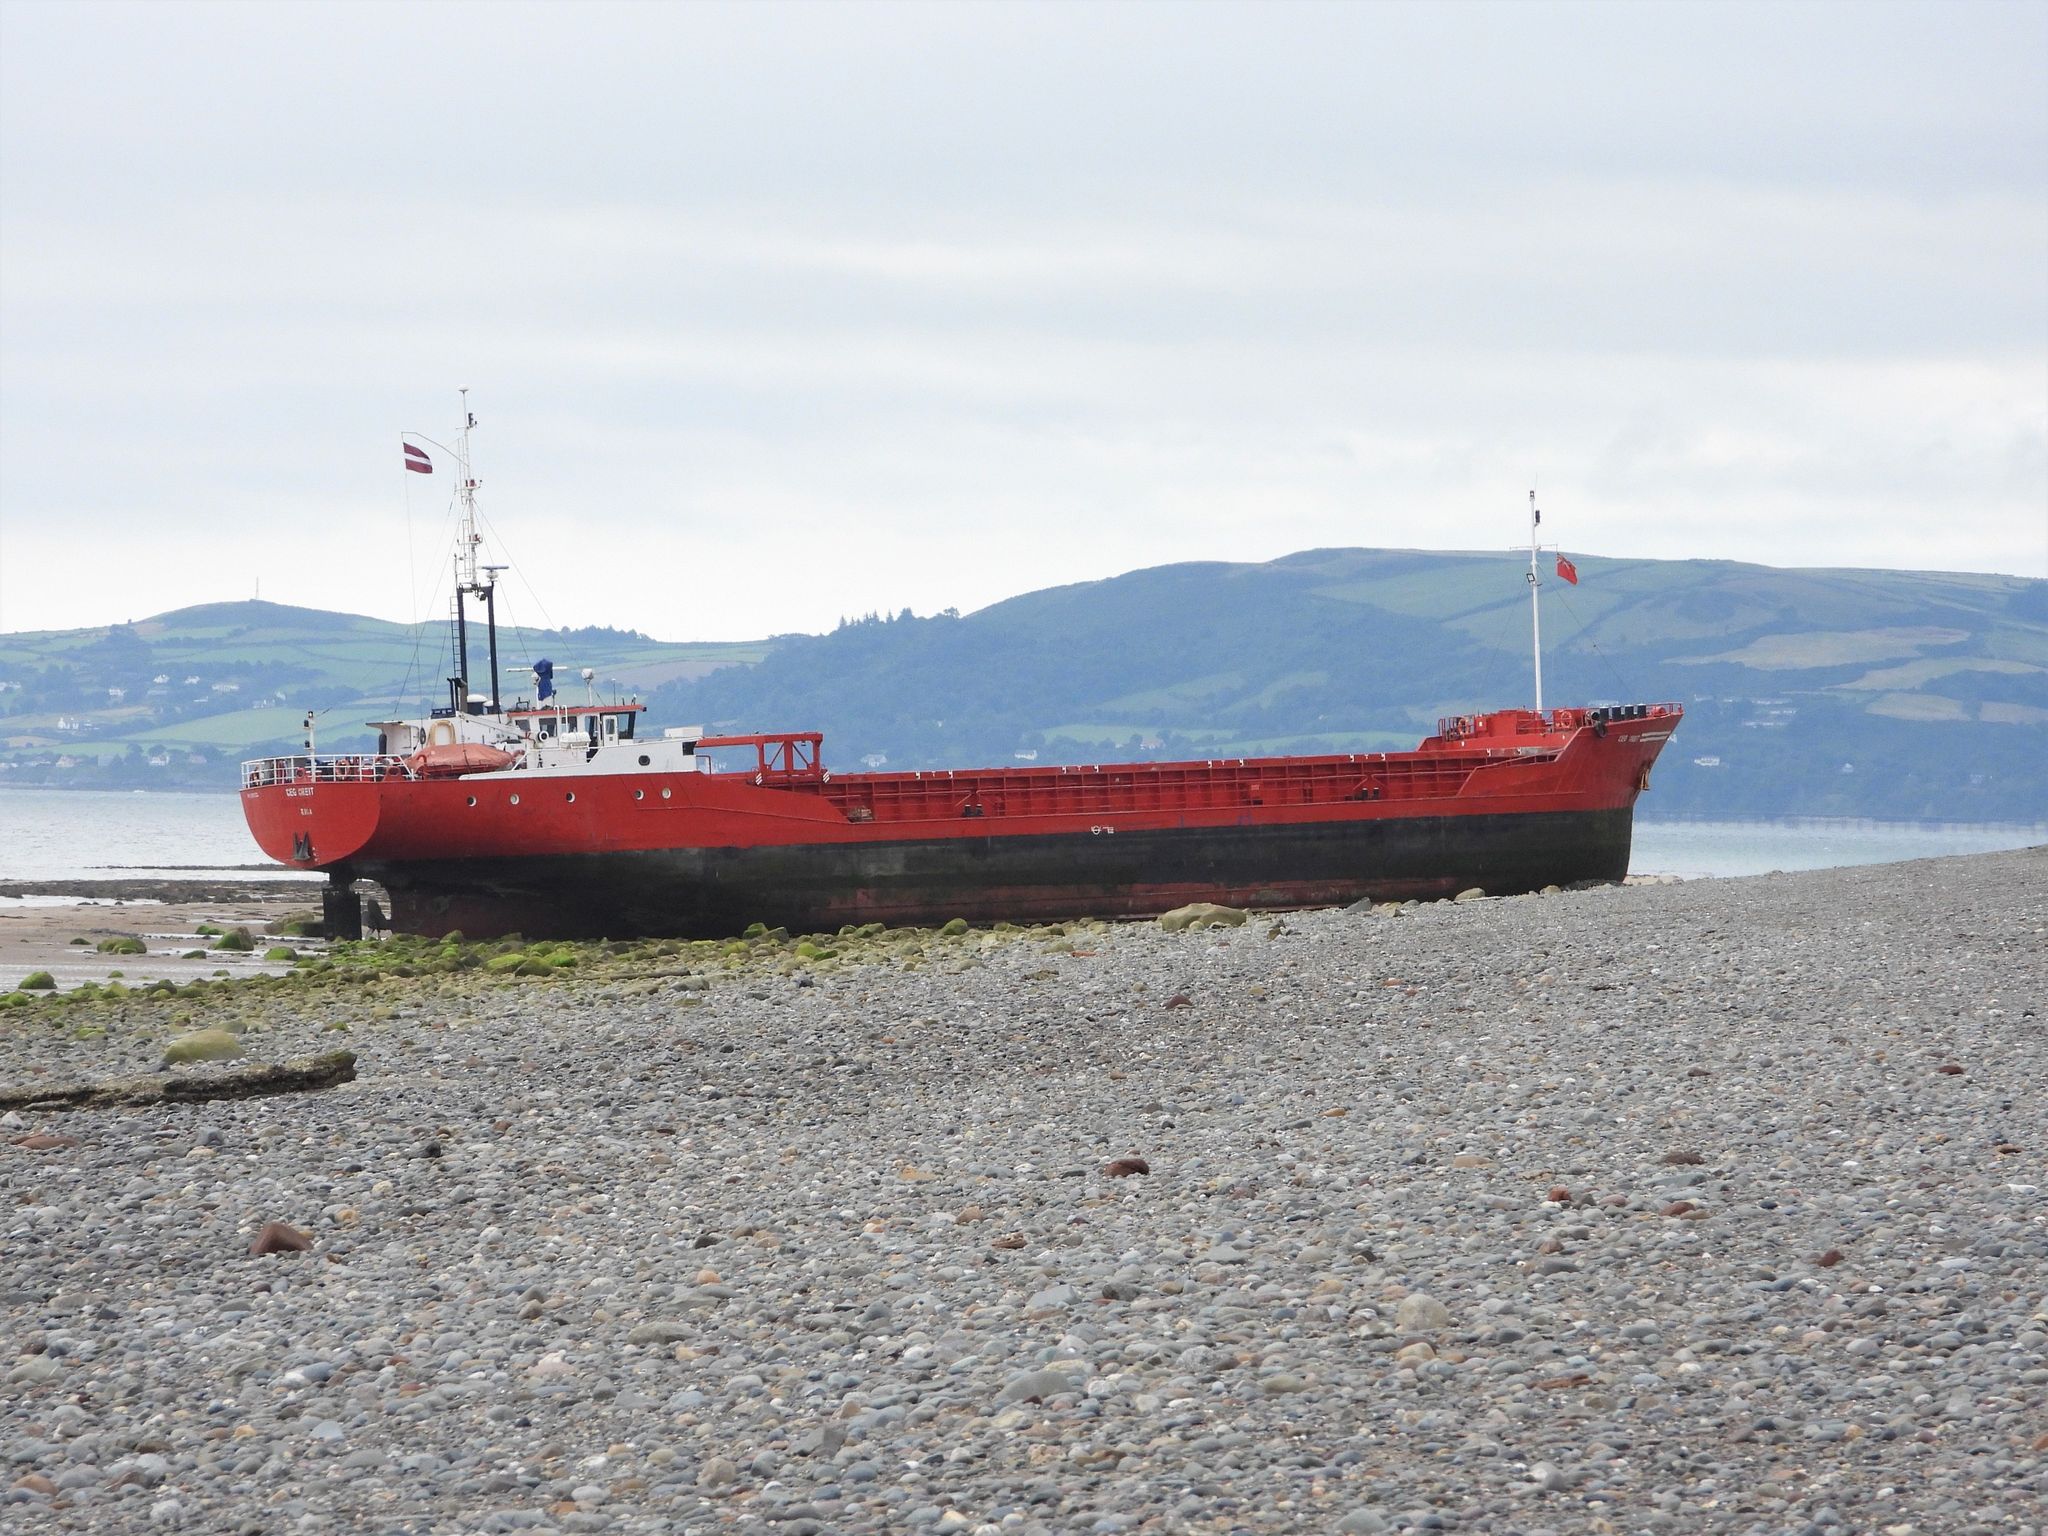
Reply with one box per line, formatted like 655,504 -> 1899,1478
355,807 -> 1636,940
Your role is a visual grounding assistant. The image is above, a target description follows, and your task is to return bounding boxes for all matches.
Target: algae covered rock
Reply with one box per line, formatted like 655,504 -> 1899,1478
18,971 -> 57,991
97,936 -> 148,955
211,927 -> 255,953
262,946 -> 298,962
162,1028 -> 244,1065
939,918 -> 970,938
1158,902 -> 1249,933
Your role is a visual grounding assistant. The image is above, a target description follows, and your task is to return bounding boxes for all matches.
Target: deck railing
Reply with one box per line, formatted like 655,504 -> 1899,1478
1435,702 -> 1684,739
241,754 -> 419,788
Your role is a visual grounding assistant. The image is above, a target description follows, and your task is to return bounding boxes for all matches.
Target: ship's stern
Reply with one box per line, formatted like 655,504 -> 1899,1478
240,757 -> 385,871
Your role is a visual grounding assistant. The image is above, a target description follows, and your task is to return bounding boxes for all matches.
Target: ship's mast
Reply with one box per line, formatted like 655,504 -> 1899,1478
454,390 -> 481,594
445,390 -> 503,716
1526,489 -> 1544,715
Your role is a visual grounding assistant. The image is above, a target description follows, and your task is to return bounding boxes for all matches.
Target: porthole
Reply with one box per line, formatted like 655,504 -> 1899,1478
466,795 -> 476,807
634,788 -> 645,800
661,787 -> 672,800
565,791 -> 576,803
638,754 -> 650,767
509,793 -> 520,806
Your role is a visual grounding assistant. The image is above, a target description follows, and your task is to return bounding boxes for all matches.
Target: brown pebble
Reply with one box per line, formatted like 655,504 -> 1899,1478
954,1204 -> 984,1223
2034,1430 -> 2048,1452
1534,1372 -> 1591,1390
1546,1185 -> 1571,1203
1815,1248 -> 1845,1268
990,1232 -> 1027,1250
1660,1149 -> 1705,1165
1685,1067 -> 1711,1078
1995,1143 -> 2022,1155
12,1473 -> 57,1496
1936,1063 -> 1965,1075
12,1133 -> 80,1152
1163,994 -> 1193,1009
1104,1156 -> 1151,1178
1537,1237 -> 1564,1255
1661,1200 -> 1697,1217
248,1220 -> 313,1256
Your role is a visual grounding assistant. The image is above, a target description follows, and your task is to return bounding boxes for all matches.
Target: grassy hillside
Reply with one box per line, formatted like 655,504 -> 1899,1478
0,600 -> 766,789
642,549 -> 2047,822
5,554 -> 2043,820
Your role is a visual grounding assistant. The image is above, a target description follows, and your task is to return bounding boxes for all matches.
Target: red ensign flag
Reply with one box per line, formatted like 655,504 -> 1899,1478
1555,555 -> 1579,585
403,444 -> 433,474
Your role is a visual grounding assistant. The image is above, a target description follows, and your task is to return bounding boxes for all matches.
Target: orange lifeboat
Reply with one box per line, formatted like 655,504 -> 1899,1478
403,743 -> 518,779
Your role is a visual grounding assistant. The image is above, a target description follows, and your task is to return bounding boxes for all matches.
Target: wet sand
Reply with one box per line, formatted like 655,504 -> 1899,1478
0,889 -> 319,991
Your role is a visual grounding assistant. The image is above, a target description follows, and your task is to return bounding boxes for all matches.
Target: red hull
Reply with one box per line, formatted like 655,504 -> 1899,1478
242,705 -> 1679,936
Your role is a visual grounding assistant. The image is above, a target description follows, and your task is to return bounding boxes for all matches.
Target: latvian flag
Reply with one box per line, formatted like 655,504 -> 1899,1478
403,443 -> 433,475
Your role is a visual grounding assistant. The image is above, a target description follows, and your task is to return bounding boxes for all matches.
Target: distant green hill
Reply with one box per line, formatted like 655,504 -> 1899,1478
642,549 -> 2047,823
0,600 -> 766,789
4,554 -> 2043,820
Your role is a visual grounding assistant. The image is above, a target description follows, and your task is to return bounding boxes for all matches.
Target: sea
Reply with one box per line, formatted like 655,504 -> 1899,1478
0,785 -> 2040,890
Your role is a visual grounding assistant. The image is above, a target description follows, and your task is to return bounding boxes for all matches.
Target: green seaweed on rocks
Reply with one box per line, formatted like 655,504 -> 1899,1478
96,936 -> 148,955
211,927 -> 255,952
1158,902 -> 1249,932
161,1028 -> 244,1064
18,971 -> 56,991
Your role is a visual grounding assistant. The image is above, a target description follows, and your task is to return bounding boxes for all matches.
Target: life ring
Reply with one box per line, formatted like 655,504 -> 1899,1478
428,720 -> 457,748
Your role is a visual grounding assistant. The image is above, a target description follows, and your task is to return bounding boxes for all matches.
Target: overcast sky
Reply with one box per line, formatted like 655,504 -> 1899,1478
2,0 -> 2043,641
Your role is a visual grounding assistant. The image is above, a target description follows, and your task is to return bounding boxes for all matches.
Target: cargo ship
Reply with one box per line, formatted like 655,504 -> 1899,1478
242,407 -> 1680,939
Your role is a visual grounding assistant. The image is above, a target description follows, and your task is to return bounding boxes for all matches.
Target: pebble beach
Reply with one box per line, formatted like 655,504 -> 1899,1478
3,849 -> 2043,1536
